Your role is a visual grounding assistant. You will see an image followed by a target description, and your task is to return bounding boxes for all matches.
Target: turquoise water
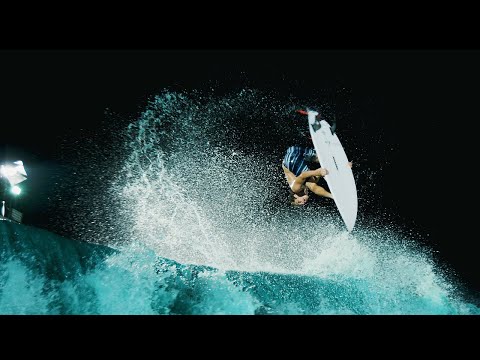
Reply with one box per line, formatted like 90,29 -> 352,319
1,220 -> 478,315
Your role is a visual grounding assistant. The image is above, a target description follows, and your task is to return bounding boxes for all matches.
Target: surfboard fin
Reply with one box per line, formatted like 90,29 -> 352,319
311,121 -> 321,132
330,114 -> 337,135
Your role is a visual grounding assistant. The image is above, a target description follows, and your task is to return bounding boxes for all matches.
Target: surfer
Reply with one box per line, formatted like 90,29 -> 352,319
282,146 -> 353,206
282,146 -> 333,206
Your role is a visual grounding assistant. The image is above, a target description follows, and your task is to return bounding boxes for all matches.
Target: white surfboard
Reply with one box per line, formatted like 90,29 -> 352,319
307,110 -> 357,231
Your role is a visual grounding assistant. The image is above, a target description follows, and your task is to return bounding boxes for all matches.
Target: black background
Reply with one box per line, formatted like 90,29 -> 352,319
1,49 -> 478,298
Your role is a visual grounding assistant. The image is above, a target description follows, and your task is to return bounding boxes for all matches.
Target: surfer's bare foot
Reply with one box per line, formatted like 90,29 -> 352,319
348,162 -> 353,168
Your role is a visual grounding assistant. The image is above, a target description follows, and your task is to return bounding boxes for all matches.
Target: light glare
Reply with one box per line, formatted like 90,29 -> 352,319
0,165 -> 16,177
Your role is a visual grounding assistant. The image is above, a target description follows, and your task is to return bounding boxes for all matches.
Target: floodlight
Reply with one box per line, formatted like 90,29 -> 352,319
0,160 -> 27,186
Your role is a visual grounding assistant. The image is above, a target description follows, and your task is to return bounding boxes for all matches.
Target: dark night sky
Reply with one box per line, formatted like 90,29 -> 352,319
1,50 -> 478,295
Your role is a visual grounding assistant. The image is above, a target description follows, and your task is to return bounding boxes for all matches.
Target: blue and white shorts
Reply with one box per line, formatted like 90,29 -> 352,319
283,146 -> 316,176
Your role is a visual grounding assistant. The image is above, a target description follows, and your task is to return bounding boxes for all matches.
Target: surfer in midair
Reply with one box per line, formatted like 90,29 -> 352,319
282,146 -> 333,206
282,109 -> 353,206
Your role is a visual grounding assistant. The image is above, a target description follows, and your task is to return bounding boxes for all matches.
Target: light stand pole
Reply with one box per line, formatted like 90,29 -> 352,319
0,178 -> 8,219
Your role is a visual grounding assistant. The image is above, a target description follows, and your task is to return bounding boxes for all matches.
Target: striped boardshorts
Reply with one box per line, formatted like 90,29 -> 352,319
282,146 -> 316,176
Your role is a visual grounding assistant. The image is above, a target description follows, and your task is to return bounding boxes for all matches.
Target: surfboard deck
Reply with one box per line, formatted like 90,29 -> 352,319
307,110 -> 358,231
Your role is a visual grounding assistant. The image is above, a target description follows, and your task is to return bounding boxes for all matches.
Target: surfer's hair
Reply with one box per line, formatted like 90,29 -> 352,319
288,191 -> 307,206
288,192 -> 296,205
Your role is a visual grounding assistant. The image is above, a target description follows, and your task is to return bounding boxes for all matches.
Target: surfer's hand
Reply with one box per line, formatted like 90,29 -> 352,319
317,168 -> 328,177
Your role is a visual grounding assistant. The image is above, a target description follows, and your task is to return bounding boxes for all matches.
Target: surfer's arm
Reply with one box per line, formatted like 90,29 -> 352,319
289,168 -> 328,191
305,182 -> 333,199
297,168 -> 328,182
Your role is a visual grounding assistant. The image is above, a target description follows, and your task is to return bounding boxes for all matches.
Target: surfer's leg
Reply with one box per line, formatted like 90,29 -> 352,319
282,164 -> 297,188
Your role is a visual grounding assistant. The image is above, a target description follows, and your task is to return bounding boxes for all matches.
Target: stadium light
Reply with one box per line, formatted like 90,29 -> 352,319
0,160 -> 27,186
1,160 -> 27,223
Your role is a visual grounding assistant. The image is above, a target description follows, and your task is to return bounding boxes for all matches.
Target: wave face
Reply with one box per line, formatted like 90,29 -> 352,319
3,88 -> 478,314
1,220 -> 478,314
